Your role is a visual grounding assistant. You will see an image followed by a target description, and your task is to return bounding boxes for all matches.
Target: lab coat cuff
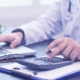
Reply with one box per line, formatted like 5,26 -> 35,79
12,28 -> 26,45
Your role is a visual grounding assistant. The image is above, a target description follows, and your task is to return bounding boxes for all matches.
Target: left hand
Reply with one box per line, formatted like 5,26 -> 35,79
46,37 -> 80,61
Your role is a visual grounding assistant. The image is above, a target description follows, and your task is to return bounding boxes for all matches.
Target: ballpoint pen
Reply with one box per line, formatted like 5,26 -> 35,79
46,48 -> 54,54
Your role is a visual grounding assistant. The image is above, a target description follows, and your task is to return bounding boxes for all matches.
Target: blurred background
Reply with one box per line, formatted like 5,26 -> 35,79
0,0 -> 55,27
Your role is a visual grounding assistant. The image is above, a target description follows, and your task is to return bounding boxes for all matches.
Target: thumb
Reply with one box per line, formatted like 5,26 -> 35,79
10,39 -> 21,48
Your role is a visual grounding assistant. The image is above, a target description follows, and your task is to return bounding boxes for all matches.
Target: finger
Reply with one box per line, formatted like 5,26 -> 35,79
0,35 -> 8,42
47,48 -> 56,59
47,40 -> 68,59
70,48 -> 80,61
0,35 -> 13,42
10,38 -> 21,48
46,38 -> 65,52
62,45 -> 74,59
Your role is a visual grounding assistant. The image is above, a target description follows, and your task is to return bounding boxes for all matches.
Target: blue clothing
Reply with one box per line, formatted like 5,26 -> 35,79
13,0 -> 80,45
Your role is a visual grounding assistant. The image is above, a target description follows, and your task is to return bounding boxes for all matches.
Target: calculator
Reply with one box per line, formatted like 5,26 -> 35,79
16,56 -> 74,70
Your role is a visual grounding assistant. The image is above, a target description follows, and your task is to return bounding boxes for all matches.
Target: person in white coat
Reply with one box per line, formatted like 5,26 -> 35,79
0,0 -> 80,60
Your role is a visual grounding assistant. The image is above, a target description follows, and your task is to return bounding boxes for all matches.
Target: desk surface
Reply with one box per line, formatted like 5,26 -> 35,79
0,27 -> 80,80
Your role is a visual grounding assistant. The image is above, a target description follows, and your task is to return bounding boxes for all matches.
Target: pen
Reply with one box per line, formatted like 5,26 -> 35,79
33,71 -> 38,75
13,67 -> 38,75
13,67 -> 20,70
46,48 -> 54,54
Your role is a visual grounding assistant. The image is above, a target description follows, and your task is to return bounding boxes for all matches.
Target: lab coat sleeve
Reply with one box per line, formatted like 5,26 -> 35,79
13,0 -> 63,45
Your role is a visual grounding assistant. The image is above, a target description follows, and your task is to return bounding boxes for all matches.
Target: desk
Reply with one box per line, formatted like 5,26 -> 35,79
0,39 -> 80,80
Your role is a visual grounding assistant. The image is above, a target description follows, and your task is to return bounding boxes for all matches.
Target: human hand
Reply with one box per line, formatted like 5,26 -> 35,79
0,32 -> 23,48
46,37 -> 80,61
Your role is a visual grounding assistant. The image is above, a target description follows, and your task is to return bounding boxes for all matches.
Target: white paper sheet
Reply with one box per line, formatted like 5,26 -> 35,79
1,62 -> 80,80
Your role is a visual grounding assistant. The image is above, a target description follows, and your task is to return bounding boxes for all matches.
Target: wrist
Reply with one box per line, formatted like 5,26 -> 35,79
15,32 -> 23,41
12,28 -> 26,45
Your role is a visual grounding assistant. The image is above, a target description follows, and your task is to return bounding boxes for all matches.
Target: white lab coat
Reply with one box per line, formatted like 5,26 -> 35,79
15,0 -> 80,45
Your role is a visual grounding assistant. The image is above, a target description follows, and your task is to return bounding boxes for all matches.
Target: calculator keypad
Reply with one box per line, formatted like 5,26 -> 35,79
35,57 -> 67,63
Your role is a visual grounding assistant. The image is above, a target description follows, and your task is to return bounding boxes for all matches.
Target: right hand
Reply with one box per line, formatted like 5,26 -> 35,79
46,37 -> 80,61
0,32 -> 23,48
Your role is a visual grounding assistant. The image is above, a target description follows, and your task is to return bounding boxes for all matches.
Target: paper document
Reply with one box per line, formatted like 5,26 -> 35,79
0,62 -> 80,80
